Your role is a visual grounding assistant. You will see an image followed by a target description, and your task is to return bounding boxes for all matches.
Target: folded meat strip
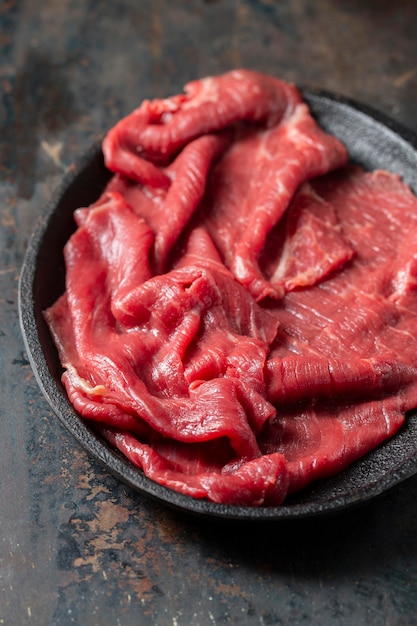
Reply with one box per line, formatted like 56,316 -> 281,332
259,395 -> 407,495
202,103 -> 348,299
103,69 -> 348,296
258,182 -> 354,293
265,356 -> 417,406
102,69 -> 302,167
45,190 -> 279,461
102,133 -> 230,275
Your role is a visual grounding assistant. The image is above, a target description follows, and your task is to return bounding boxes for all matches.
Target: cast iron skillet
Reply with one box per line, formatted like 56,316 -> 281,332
19,90 -> 417,521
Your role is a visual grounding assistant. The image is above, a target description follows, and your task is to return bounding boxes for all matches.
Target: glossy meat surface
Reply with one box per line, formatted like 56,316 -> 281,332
45,71 -> 417,506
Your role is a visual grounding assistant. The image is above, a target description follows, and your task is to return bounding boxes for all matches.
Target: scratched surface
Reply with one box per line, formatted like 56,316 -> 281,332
2,1 -> 417,624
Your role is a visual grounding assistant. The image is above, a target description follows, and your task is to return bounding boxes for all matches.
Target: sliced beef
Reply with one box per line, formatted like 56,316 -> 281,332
258,395 -> 407,495
102,69 -> 303,169
44,71 -> 417,507
102,428 -> 290,506
98,133 -> 230,275
273,166 -> 417,366
265,356 -> 417,406
45,189 -> 281,502
202,103 -> 348,300
102,70 -> 348,296
258,183 -> 354,293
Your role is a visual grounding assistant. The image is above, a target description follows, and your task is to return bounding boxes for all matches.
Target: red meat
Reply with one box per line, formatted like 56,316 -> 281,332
44,71 -> 417,506
102,69 -> 348,295
200,103 -> 348,299
258,183 -> 354,293
102,69 -> 303,168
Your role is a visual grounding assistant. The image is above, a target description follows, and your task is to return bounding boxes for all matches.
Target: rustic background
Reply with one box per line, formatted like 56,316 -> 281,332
2,1 -> 417,624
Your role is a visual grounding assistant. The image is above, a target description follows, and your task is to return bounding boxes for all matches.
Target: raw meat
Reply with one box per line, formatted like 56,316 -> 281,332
198,103 -> 348,299
102,69 -> 348,296
45,71 -> 417,506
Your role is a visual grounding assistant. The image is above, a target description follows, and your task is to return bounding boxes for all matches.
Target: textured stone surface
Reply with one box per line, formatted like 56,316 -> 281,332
2,1 -> 417,624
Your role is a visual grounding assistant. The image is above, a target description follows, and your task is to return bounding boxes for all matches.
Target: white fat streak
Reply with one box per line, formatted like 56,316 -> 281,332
65,363 -> 106,396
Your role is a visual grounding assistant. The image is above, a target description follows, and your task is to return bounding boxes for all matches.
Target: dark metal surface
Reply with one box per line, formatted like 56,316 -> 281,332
3,0 -> 417,623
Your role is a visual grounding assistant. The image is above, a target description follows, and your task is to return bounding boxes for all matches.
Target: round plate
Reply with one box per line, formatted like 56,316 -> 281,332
18,90 -> 417,521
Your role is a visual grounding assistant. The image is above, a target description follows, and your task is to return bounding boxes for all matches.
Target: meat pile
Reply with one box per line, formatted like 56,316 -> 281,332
45,70 -> 417,506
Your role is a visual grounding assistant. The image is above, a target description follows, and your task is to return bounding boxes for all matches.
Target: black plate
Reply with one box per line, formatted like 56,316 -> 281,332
19,91 -> 417,521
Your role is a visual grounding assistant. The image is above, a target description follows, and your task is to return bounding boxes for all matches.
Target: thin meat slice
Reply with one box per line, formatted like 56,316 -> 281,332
73,191 -> 155,321
265,355 -> 417,406
102,428 -> 290,506
201,104 -> 348,300
151,133 -> 230,273
97,133 -> 230,275
103,70 -> 347,295
270,166 -> 417,365
259,183 -> 354,292
261,165 -> 417,494
102,69 -> 302,171
259,395 -> 406,495
49,301 -> 281,493
312,165 -> 417,266
45,192 -> 280,470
